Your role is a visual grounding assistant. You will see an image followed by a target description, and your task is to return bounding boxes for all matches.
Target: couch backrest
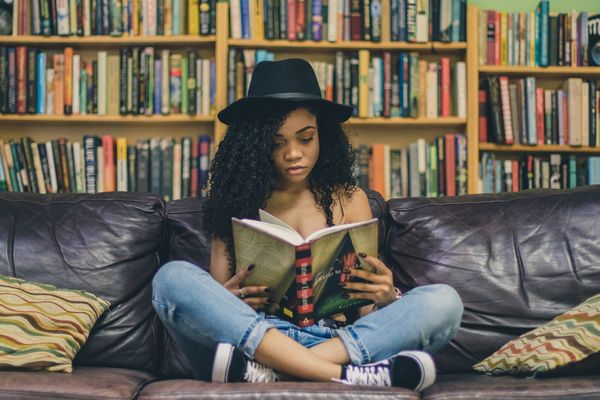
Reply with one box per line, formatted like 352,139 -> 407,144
0,192 -> 166,372
384,185 -> 600,373
159,188 -> 387,378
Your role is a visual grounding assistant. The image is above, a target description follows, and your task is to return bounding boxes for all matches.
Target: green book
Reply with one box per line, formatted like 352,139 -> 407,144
181,56 -> 188,114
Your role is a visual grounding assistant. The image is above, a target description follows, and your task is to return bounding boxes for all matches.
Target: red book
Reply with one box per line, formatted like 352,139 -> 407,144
295,0 -> 306,40
535,87 -> 545,145
102,135 -> 116,192
444,133 -> 456,196
479,89 -> 488,142
383,52 -> 392,118
350,0 -> 362,40
294,243 -> 314,328
499,76 -> 513,144
494,12 -> 501,65
287,0 -> 297,40
368,143 -> 386,197
563,94 -> 569,145
487,11 -> 496,65
16,46 -> 27,114
63,47 -> 73,115
190,140 -> 199,197
440,57 -> 451,117
512,160 -> 519,192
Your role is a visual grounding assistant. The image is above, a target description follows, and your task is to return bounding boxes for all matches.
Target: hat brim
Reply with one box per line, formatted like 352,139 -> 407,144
217,96 -> 354,125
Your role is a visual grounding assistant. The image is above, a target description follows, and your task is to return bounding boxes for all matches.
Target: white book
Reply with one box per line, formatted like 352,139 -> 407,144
504,160 -> 512,192
172,142 -> 182,200
161,49 -> 170,114
97,51 -> 107,115
582,82 -> 589,147
116,138 -> 128,192
46,69 -> 55,115
31,142 -> 47,194
45,141 -> 58,193
454,61 -> 466,118
12,0 -> 18,35
328,0 -> 338,42
426,63 -> 438,118
72,54 -> 80,115
142,0 -> 149,35
72,141 -> 83,193
79,145 -> 85,192
563,78 -> 582,146
147,0 -> 157,35
196,58 -> 202,114
230,0 -> 242,39
56,0 -> 70,35
415,0 -> 429,42
97,146 -> 104,193
202,59 -> 211,116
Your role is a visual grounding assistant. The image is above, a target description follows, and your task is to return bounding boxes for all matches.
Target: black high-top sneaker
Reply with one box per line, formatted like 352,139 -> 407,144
211,342 -> 280,383
335,351 -> 436,391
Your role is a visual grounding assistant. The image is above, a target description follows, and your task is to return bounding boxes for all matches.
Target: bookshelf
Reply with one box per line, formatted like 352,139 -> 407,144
470,4 -> 600,192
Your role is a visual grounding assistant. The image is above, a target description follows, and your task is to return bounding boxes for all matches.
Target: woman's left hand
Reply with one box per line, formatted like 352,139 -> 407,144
342,254 -> 398,309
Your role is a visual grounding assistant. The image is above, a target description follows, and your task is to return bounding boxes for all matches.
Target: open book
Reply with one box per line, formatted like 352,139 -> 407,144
232,210 -> 378,326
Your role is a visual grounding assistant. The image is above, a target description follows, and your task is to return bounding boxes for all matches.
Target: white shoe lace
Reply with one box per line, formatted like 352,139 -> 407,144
335,362 -> 392,387
244,360 -> 280,383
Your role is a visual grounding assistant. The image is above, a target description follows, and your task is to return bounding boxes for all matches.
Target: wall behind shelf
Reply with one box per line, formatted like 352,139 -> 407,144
470,0 -> 600,13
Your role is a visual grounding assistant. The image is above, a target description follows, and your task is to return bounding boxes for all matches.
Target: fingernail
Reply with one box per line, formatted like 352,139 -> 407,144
248,264 -> 255,271
358,252 -> 367,258
265,287 -> 273,293
343,268 -> 351,274
342,293 -> 349,299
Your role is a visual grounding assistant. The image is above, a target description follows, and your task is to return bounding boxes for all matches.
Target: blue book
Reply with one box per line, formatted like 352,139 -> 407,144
568,155 -> 577,188
451,0 -> 460,42
391,0 -> 399,41
312,0 -> 323,41
536,1 -> 549,66
210,60 -> 215,110
36,52 -> 46,114
154,59 -> 162,115
525,77 -> 537,145
399,0 -> 406,41
240,0 -> 250,39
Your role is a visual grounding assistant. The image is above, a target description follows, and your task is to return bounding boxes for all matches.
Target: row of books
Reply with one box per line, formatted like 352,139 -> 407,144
480,76 -> 599,147
0,46 -> 216,116
0,135 -> 214,201
355,133 -> 467,199
479,152 -> 600,193
229,49 -> 466,119
7,0 -> 217,36
479,2 -> 600,67
229,0 -> 466,43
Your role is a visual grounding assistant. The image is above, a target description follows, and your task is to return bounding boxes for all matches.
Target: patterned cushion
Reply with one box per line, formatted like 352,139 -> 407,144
0,274 -> 110,372
473,293 -> 600,376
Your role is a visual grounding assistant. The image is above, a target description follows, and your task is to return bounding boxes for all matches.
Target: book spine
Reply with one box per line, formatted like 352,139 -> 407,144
294,243 -> 314,328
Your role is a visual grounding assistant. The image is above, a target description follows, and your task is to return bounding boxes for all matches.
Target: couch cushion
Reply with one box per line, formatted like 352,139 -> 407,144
384,186 -> 600,373
422,373 -> 600,400
139,381 -> 419,400
0,193 -> 166,372
0,367 -> 155,400
159,189 -> 387,378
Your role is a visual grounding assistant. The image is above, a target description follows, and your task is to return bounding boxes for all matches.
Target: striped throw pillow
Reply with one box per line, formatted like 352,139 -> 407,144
473,293 -> 600,376
0,274 -> 110,372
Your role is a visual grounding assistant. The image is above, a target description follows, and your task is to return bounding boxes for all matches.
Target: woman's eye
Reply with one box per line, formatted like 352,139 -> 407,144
301,137 -> 314,144
274,141 -> 285,147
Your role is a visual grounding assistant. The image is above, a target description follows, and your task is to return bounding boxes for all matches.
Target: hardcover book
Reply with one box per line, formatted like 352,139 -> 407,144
233,210 -> 378,327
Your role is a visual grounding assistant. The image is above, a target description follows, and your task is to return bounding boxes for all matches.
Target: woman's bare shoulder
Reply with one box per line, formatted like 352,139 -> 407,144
337,186 -> 373,223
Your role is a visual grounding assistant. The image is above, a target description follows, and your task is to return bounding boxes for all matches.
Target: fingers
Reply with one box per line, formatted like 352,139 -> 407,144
358,254 -> 393,276
239,286 -> 272,297
224,264 -> 255,289
342,281 -> 386,293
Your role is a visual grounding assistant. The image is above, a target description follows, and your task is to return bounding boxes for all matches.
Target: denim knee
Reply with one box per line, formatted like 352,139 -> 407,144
426,284 -> 463,329
152,260 -> 209,304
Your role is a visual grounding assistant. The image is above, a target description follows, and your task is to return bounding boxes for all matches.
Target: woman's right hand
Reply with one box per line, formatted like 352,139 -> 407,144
223,264 -> 273,311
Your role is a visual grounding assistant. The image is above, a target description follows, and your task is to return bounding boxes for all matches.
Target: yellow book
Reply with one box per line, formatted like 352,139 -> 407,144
255,0 -> 265,40
165,0 -> 172,35
500,12 -> 507,66
358,50 -> 370,118
529,11 -> 535,66
133,0 -> 139,35
188,0 -> 199,34
116,137 -> 128,192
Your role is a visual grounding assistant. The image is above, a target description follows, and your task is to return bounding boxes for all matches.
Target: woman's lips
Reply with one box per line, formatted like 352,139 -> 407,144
286,166 -> 306,175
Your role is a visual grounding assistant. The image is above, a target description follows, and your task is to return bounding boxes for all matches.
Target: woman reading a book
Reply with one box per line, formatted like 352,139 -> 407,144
152,58 -> 463,390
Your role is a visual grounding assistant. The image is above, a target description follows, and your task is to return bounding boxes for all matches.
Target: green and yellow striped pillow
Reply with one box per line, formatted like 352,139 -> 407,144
473,293 -> 600,376
0,274 -> 110,372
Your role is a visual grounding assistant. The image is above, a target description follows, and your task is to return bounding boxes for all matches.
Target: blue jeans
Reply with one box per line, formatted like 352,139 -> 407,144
152,260 -> 463,378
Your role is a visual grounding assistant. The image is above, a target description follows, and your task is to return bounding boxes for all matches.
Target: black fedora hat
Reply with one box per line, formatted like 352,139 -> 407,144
217,58 -> 353,125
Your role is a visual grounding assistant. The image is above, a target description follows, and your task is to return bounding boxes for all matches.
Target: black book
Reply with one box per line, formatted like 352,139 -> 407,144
14,140 -> 31,192
551,90 -> 559,145
589,15 -> 600,66
20,137 -> 38,193
161,138 -> 173,201
342,54 -> 351,108
557,14 -> 564,66
431,0 -> 440,41
131,47 -> 139,115
483,76 -> 504,144
127,144 -> 136,192
37,143 -> 52,193
350,54 -> 359,116
65,141 -> 76,193
149,138 -> 162,196
51,140 -> 64,193
549,15 -> 558,66
265,0 -> 275,40
0,46 -> 7,114
459,0 -> 466,42
76,0 -> 84,35
92,0 -> 99,34
304,0 -> 310,40
136,139 -> 150,192
362,0 -> 371,41
58,138 -> 71,193
279,0 -> 287,39
9,141 -> 24,192
119,47 -> 128,115
188,51 -> 197,115
589,80 -> 597,147
210,0 -> 217,35
48,0 -> 57,35
40,0 -> 52,35
200,0 -> 210,35
7,47 -> 15,114
157,0 -> 164,35
91,60 -> 98,113
26,48 -> 37,114
83,136 -> 99,193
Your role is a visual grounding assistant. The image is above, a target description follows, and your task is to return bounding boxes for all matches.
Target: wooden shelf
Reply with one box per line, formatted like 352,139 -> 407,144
0,114 -> 215,123
0,35 -> 216,46
348,117 -> 467,126
479,143 -> 600,154
479,65 -> 600,77
228,39 -> 466,52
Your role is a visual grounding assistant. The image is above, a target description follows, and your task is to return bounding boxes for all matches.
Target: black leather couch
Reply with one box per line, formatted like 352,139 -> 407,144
0,186 -> 599,399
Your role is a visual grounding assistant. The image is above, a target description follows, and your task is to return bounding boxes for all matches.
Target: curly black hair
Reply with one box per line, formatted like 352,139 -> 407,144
203,100 -> 357,270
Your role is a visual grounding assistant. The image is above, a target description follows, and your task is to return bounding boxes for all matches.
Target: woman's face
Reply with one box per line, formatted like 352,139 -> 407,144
272,107 -> 320,188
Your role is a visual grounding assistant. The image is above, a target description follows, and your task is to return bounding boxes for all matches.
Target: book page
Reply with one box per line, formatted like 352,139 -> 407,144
258,209 -> 297,233
232,219 -> 297,307
233,217 -> 304,246
305,218 -> 378,242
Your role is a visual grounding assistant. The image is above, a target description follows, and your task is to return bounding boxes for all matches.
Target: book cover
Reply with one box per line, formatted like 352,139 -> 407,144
233,210 -> 378,326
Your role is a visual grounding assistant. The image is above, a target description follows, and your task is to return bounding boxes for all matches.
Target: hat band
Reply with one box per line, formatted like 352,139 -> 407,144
249,92 -> 323,101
